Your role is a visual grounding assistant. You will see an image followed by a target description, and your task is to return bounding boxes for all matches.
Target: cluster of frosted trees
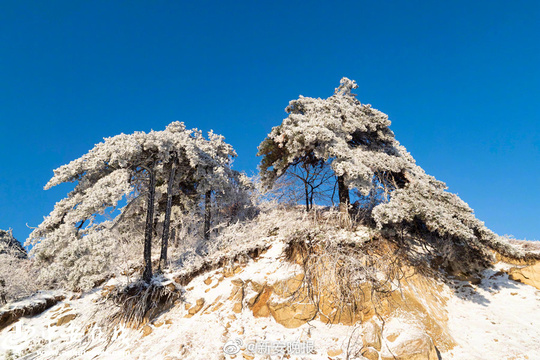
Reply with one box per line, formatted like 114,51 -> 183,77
20,77 -> 526,293
27,122 -> 252,290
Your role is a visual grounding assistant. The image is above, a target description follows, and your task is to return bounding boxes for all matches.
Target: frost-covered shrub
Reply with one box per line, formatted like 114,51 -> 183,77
0,254 -> 38,304
0,230 -> 36,303
371,165 -> 528,262
33,225 -> 118,290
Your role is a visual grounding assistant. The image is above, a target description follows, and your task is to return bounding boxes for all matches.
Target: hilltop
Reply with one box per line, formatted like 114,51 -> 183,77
1,207 -> 540,359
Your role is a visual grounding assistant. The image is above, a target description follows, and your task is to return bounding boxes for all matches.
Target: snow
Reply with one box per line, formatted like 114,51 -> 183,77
0,237 -> 351,359
0,290 -> 63,313
236,241 -> 302,285
444,268 -> 540,359
379,316 -> 427,358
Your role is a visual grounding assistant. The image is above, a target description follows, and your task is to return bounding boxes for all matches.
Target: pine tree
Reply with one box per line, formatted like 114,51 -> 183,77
258,77 -> 411,211
259,77 -> 529,264
27,122 -> 241,289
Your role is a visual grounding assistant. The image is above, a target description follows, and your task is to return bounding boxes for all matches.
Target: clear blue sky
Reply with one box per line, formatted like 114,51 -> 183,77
0,1 -> 538,245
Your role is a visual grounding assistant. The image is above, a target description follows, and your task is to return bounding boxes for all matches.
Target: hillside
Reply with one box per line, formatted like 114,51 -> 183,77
1,208 -> 539,360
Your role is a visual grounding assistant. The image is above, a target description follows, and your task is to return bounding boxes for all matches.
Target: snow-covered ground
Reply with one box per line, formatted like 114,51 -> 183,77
444,267 -> 540,359
1,245 -> 540,360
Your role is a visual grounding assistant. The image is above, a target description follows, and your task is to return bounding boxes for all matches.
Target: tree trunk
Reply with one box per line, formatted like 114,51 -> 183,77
159,159 -> 177,271
170,227 -> 177,247
143,162 -> 156,283
337,175 -> 350,212
204,190 -> 212,241
0,279 -> 6,305
153,217 -> 159,238
304,182 -> 310,211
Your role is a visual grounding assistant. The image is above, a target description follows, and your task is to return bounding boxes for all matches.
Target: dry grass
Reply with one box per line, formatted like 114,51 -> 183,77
283,228 -> 416,325
509,239 -> 540,252
105,281 -> 181,328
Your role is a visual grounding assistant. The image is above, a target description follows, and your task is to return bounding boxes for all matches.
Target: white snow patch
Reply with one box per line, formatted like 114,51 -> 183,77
444,268 -> 540,359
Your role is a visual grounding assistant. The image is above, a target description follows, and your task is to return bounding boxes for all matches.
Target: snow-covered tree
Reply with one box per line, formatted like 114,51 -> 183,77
258,77 -> 412,210
259,77 -> 527,267
27,122 -> 242,289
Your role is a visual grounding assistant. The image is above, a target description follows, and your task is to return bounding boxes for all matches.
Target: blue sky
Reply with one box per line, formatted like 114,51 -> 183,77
0,1 -> 538,244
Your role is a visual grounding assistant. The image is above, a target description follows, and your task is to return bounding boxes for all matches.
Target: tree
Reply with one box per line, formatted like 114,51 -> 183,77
259,77 -> 527,265
158,156 -> 177,271
258,77 -> 411,211
141,160 -> 157,282
370,164 -> 526,263
191,129 -> 246,244
27,122 -> 240,289
271,160 -> 335,211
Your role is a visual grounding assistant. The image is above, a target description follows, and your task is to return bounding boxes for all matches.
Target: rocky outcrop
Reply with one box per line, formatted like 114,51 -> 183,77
381,333 -> 439,360
185,298 -> 205,318
363,321 -> 382,351
377,318 -> 440,360
507,261 -> 540,290
0,292 -> 65,330
190,239 -> 454,355
217,267 -> 451,355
